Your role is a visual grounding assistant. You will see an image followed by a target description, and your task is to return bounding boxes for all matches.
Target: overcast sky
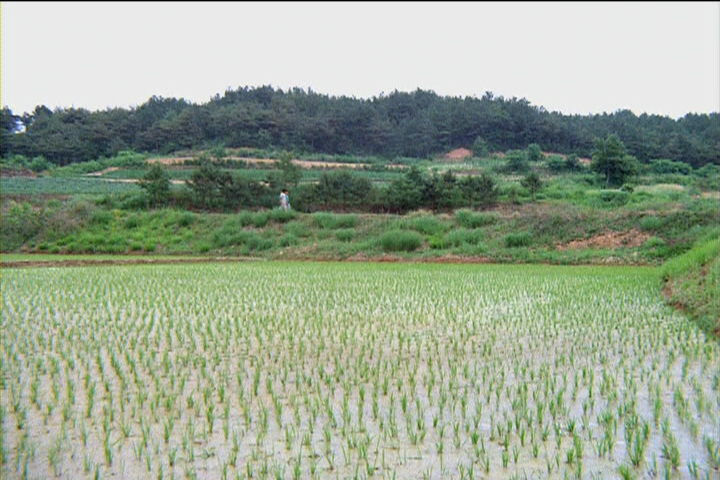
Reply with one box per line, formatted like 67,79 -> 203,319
3,2 -> 719,119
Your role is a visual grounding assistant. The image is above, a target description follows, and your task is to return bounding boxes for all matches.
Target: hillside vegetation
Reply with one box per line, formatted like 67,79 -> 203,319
3,129 -> 718,338
3,144 -> 718,262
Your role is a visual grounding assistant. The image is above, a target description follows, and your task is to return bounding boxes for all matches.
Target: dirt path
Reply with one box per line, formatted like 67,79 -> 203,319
147,156 -> 386,169
1,256 -> 262,268
2,253 -> 502,269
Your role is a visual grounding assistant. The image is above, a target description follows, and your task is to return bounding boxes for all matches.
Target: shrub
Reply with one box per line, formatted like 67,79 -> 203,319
285,221 -> 311,238
639,215 -> 663,232
244,234 -> 273,252
176,212 -> 196,227
311,212 -> 332,228
505,150 -> 528,173
29,156 -> 51,173
648,159 -> 692,175
546,155 -> 567,173
312,212 -> 358,229
409,215 -> 448,236
164,210 -> 196,227
444,228 -> 483,247
504,232 -> 533,248
279,234 -> 298,247
90,210 -> 113,225
212,229 -> 272,251
455,209 -> 496,228
252,212 -> 270,228
237,211 -> 256,227
115,192 -> 148,211
335,229 -> 355,242
124,214 -> 141,229
1,201 -> 45,251
212,222 -> 245,248
110,150 -> 148,168
428,235 -> 447,249
543,181 -> 587,201
641,236 -> 669,258
270,208 -> 296,224
379,230 -> 423,252
227,210 -> 269,229
501,183 -> 524,204
596,190 -> 630,207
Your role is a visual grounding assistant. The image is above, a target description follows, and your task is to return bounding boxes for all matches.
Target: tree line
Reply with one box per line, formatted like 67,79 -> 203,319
138,155 -> 503,215
137,133 -> 653,214
2,86 -> 718,167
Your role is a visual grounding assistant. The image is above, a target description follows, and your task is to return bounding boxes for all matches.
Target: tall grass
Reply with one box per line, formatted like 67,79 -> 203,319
379,230 -> 423,252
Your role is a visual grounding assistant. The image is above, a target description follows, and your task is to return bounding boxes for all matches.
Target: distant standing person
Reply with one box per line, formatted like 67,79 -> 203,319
279,189 -> 291,211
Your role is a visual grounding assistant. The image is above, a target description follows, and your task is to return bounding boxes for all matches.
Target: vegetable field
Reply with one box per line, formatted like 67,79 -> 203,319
2,262 -> 718,479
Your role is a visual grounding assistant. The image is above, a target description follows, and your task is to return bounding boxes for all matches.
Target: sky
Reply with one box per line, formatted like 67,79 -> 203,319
2,2 -> 719,119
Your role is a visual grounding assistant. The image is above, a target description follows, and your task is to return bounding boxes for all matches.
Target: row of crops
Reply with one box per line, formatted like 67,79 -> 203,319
2,262 -> 718,479
0,177 -> 142,196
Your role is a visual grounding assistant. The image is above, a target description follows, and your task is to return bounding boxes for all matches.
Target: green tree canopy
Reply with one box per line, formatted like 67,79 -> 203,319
527,143 -> 544,162
460,173 -> 499,208
187,155 -> 233,210
138,163 -> 171,208
275,152 -> 302,188
521,171 -> 543,201
472,136 -> 489,158
591,134 -> 640,187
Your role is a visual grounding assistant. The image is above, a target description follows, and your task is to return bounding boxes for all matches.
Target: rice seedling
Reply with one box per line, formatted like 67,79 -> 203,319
2,262 -> 718,479
663,431 -> 681,470
705,436 -> 720,470
618,463 -> 637,480
501,447 -> 510,468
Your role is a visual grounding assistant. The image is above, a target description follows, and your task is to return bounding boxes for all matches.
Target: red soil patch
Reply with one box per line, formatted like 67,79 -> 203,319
556,229 -> 651,251
148,157 -> 194,166
444,148 -> 473,160
148,156 -> 381,170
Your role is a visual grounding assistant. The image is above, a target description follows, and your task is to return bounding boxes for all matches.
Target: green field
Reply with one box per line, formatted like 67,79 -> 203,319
3,262 -> 718,479
1,177 -> 143,196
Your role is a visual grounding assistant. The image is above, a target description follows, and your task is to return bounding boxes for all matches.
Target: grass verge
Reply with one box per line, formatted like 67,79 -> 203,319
660,229 -> 720,340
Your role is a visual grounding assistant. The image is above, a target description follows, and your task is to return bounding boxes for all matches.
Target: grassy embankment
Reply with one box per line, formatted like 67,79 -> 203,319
661,230 -> 720,340
2,199 -> 716,266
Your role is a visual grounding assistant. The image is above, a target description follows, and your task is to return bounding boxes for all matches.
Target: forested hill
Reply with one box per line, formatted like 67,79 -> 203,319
2,86 -> 718,167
